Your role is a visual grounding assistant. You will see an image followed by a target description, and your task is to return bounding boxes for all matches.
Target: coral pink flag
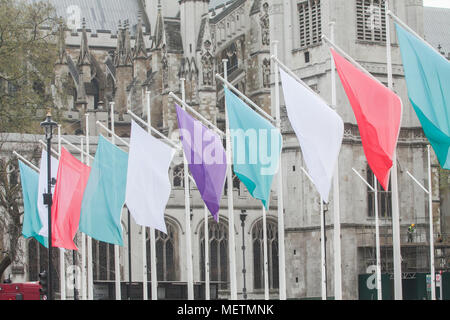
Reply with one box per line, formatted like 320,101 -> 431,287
51,147 -> 91,250
331,48 -> 402,190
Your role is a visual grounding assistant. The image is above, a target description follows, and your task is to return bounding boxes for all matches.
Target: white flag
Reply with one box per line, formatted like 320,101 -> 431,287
38,149 -> 59,237
279,68 -> 344,202
125,121 -> 175,234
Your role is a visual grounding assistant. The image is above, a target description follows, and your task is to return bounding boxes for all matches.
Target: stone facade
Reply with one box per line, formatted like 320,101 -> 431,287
2,0 -> 450,300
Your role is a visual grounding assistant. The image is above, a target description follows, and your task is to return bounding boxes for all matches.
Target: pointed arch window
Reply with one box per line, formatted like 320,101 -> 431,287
252,218 -> 279,290
146,219 -> 180,281
199,218 -> 229,290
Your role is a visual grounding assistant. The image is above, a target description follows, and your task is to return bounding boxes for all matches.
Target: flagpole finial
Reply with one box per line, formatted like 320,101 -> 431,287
329,21 -> 335,26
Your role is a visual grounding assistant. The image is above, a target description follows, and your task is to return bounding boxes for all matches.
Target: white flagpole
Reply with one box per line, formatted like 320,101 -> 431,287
263,206 -> 269,300
80,137 -> 87,300
320,198 -> 326,300
272,40 -> 286,300
110,102 -> 122,301
181,78 -> 194,300
141,95 -> 149,302
374,174 -> 382,300
222,59 -> 238,300
301,167 -> 326,300
427,145 -> 436,300
13,151 -> 39,172
85,114 -> 94,300
204,205 -> 210,300
146,90 -> 158,301
352,168 -> 382,300
329,22 -> 342,300
385,0 -> 403,300
57,125 -> 66,301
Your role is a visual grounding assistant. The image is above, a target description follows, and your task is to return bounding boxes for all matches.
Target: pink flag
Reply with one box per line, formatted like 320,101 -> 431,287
331,48 -> 402,190
51,147 -> 91,250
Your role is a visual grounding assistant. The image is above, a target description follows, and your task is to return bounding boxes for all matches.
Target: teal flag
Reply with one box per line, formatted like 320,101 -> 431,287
224,87 -> 282,209
19,160 -> 48,248
396,23 -> 450,168
79,135 -> 128,246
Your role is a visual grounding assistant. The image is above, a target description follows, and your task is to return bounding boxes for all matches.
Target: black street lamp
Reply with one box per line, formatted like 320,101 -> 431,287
240,210 -> 247,300
40,110 -> 58,301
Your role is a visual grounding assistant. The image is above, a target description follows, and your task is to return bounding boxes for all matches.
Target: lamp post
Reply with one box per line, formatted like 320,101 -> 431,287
240,210 -> 247,300
40,110 -> 58,300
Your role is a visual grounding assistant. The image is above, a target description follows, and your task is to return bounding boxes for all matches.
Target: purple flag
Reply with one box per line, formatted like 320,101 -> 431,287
175,104 -> 227,221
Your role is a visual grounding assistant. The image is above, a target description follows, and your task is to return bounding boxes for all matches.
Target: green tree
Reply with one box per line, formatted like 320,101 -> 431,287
0,0 -> 60,280
0,0 -> 59,133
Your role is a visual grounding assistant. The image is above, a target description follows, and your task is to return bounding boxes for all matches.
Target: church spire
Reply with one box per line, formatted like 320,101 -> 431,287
133,13 -> 147,60
56,16 -> 67,65
77,18 -> 90,66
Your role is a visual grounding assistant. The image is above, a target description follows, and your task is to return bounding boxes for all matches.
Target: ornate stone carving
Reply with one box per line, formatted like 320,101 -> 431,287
201,40 -> 214,86
262,58 -> 270,88
161,44 -> 169,89
260,2 -> 270,46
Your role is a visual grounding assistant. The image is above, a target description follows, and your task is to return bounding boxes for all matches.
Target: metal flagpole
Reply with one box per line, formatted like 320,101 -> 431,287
222,59 -> 238,300
181,78 -> 194,300
146,90 -> 158,301
406,146 -> 436,300
320,198 -> 327,300
127,209 -> 132,300
385,0 -> 403,300
80,138 -> 87,300
329,22 -> 342,300
272,40 -> 286,300
141,96 -> 149,302
352,168 -> 382,300
263,206 -> 269,300
427,145 -> 436,301
57,125 -> 66,300
85,114 -> 94,300
204,205 -> 210,300
301,167 -> 326,300
110,102 -> 122,301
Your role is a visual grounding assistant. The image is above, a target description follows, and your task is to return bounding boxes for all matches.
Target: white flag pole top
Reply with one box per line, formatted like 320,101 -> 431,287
222,59 -> 238,301
321,35 -> 385,86
387,10 -> 443,56
385,0 -> 403,300
215,73 -> 275,123
13,151 -> 40,172
95,121 -> 130,148
127,109 -> 181,150
109,102 -> 122,302
169,92 -> 226,138
352,168 -> 382,300
38,140 -> 60,158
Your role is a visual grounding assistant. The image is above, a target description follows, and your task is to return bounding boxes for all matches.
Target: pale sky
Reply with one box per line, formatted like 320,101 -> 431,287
423,0 -> 450,8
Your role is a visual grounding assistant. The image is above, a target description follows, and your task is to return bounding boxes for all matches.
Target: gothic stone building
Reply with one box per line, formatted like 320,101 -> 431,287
3,0 -> 450,300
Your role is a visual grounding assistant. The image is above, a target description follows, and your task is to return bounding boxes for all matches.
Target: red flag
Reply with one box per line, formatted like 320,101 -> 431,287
51,147 -> 91,250
331,48 -> 402,190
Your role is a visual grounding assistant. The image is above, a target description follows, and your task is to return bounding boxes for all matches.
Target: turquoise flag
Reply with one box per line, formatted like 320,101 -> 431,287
224,87 -> 282,209
79,135 -> 128,246
19,160 -> 48,248
396,23 -> 450,168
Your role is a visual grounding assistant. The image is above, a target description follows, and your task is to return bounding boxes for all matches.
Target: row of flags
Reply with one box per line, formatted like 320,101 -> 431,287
19,23 -> 449,260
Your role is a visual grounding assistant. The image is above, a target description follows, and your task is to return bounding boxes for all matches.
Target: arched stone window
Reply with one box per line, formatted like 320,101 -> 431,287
92,240 -> 116,281
252,218 -> 279,290
172,164 -> 184,188
199,218 -> 229,290
146,219 -> 180,281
